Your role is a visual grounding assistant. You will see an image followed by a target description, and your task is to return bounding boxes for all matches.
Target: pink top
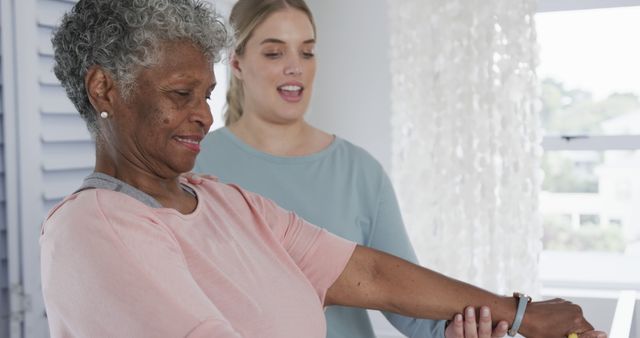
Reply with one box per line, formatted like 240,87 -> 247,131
40,178 -> 356,337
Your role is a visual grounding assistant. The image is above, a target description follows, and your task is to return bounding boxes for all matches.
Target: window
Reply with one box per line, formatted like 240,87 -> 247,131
536,3 -> 640,290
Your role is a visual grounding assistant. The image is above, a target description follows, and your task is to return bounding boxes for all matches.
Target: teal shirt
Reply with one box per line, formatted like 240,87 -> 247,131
195,128 -> 446,338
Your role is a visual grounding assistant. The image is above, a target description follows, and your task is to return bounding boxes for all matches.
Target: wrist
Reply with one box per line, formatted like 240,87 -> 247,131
516,300 -> 541,337
507,292 -> 532,336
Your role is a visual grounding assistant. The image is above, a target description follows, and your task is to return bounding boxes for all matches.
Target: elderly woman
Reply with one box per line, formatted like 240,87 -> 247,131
40,0 -> 605,337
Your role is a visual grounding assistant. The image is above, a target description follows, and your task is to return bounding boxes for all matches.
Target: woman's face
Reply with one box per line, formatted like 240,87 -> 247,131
108,41 -> 215,177
233,8 -> 316,124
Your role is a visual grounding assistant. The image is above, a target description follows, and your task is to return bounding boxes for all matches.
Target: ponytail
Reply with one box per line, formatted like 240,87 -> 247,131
224,74 -> 244,125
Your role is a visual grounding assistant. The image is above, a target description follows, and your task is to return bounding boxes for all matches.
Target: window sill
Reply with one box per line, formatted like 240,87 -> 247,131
540,250 -> 640,291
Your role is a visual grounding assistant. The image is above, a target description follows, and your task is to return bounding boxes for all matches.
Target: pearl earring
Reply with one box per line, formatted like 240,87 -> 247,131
100,111 -> 109,119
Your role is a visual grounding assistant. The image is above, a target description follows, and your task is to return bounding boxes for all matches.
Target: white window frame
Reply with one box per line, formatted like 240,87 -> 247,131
538,0 -> 640,12
537,0 -> 640,292
542,135 -> 640,151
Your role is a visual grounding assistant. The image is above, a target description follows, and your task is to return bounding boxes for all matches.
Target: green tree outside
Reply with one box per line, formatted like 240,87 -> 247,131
540,78 -> 639,252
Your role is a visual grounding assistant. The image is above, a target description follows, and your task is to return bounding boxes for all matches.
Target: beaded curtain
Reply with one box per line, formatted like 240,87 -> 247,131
389,0 -> 542,294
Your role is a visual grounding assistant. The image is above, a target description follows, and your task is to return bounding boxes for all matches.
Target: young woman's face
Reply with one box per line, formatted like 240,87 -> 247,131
233,8 -> 316,124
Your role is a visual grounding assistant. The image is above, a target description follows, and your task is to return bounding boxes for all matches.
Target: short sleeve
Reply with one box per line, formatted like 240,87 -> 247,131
245,191 -> 356,303
40,191 -> 242,338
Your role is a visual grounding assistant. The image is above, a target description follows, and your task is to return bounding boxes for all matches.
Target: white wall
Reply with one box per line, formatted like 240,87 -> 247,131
305,0 -> 392,172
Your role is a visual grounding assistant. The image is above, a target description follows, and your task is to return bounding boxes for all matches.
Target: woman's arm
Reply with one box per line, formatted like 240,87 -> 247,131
325,245 -> 601,337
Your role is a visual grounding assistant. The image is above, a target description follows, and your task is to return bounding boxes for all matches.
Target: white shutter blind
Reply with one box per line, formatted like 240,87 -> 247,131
3,0 -> 85,336
39,0 -> 93,216
36,1 -> 89,335
0,32 -> 10,336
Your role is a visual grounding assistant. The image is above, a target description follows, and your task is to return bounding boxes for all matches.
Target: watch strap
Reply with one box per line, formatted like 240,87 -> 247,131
508,292 -> 531,336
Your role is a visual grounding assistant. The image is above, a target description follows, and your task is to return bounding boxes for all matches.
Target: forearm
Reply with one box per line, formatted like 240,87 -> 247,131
326,245 -> 516,325
326,245 -> 599,337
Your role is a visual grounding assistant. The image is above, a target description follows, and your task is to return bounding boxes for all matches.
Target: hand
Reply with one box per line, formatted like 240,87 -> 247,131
520,298 -> 607,338
445,306 -> 509,338
181,172 -> 217,184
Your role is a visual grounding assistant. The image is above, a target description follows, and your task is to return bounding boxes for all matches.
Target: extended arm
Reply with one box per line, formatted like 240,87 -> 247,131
326,245 -> 599,337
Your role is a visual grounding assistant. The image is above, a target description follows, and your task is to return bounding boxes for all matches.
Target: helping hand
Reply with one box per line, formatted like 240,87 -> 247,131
181,172 -> 217,184
445,306 -> 509,338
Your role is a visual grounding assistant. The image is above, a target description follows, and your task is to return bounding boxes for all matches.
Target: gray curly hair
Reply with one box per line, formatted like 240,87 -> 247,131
52,0 -> 229,137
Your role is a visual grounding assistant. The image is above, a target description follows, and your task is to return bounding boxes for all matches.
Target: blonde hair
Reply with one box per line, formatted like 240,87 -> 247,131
225,0 -> 316,125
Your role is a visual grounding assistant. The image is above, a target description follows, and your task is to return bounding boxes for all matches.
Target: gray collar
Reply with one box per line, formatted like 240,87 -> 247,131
77,172 -> 195,208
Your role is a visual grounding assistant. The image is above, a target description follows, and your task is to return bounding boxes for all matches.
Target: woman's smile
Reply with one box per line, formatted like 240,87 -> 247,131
277,82 -> 304,103
173,135 -> 204,153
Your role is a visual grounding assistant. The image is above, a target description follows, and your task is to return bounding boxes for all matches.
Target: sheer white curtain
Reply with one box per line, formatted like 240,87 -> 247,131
389,0 -> 542,294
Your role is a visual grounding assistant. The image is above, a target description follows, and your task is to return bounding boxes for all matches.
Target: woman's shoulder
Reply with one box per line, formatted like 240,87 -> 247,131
193,176 -> 263,204
333,137 -> 386,173
42,189 -> 160,236
45,189 -> 140,217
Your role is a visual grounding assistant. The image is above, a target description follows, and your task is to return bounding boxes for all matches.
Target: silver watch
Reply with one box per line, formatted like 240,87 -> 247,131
508,292 -> 532,336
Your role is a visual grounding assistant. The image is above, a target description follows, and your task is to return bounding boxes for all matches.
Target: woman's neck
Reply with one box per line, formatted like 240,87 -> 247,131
228,114 -> 333,157
94,143 -> 196,214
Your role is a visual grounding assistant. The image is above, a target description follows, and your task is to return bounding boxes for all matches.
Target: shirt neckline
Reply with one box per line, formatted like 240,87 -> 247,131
217,127 -> 341,164
79,172 -> 201,217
